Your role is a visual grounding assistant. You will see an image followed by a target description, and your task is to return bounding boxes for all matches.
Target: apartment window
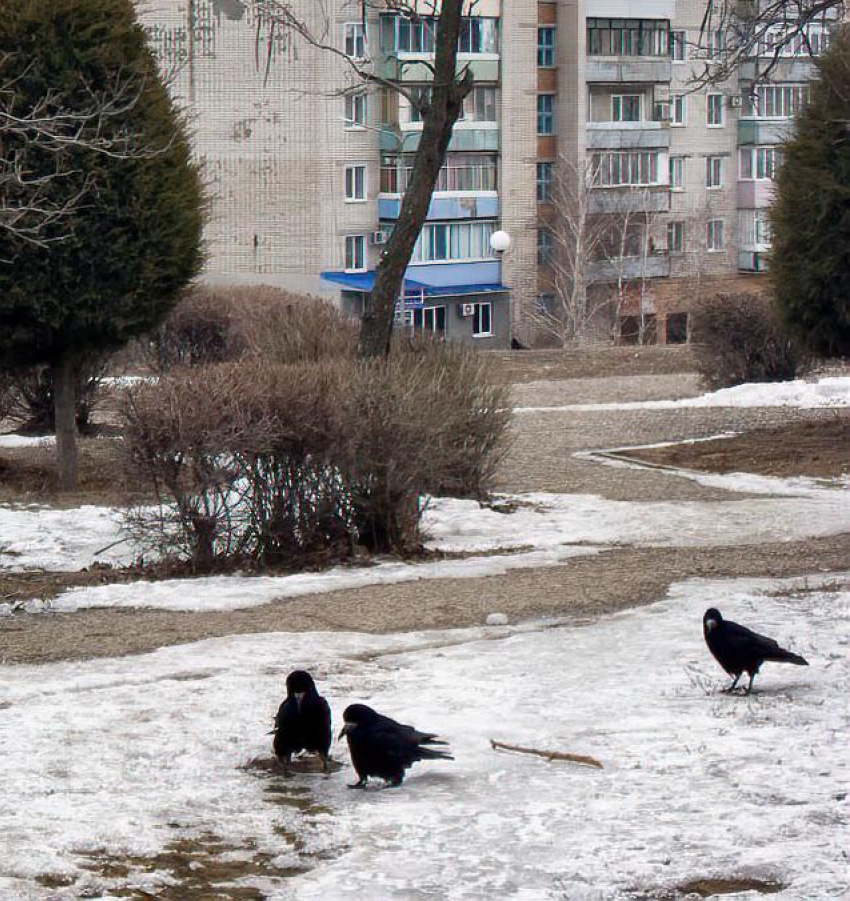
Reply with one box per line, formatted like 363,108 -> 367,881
473,302 -> 493,337
458,17 -> 499,54
592,150 -> 660,187
707,93 -> 725,126
705,156 -> 723,188
759,23 -> 830,58
612,94 -> 641,122
344,22 -> 366,59
670,30 -> 687,61
461,86 -> 498,122
345,164 -> 367,201
669,156 -> 684,190
413,305 -> 446,335
410,220 -> 496,263
406,86 -> 431,123
672,94 -> 686,126
536,293 -> 555,314
537,162 -> 553,202
739,146 -> 781,180
538,26 -> 555,67
704,28 -> 725,58
344,92 -> 367,128
537,94 -> 554,134
739,210 -> 772,247
537,226 -> 554,265
743,84 -> 809,118
667,221 -> 685,254
587,19 -> 670,57
707,219 -> 725,252
344,235 -> 366,271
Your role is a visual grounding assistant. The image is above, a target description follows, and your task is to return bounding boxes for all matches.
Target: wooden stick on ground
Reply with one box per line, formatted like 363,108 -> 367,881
490,739 -> 603,769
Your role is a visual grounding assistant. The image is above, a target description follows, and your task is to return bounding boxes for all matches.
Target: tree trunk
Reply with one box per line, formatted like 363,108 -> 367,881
358,0 -> 472,359
52,354 -> 79,491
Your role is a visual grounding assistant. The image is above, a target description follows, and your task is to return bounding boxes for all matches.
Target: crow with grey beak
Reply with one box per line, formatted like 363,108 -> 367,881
272,670 -> 332,774
703,607 -> 809,694
338,703 -> 453,788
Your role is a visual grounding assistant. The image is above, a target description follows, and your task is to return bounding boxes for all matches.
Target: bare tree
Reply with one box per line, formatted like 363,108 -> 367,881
252,0 -> 475,358
694,0 -> 843,85
531,155 -> 663,347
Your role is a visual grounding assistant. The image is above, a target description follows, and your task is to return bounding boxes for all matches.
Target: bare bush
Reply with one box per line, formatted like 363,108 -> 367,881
0,358 -> 107,435
691,292 -> 813,390
150,285 -> 357,371
121,342 -> 510,567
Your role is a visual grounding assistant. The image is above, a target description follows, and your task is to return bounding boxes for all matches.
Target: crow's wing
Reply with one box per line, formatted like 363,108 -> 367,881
723,619 -> 784,656
349,723 -> 411,777
273,697 -> 304,756
301,692 -> 332,756
373,711 -> 448,746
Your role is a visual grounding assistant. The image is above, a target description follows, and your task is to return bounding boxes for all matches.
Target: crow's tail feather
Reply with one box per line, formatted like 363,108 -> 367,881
418,746 -> 454,761
768,649 -> 808,666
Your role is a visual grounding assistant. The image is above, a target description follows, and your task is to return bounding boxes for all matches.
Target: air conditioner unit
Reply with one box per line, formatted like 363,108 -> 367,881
370,229 -> 389,246
729,94 -> 743,108
459,302 -> 476,317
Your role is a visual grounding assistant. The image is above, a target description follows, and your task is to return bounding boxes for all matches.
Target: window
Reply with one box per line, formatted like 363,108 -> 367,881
742,84 -> 809,119
344,235 -> 366,271
758,23 -> 830,58
406,86 -> 431,123
739,146 -> 781,180
461,86 -> 498,122
670,30 -> 687,61
537,226 -> 554,265
410,220 -> 496,263
612,94 -> 641,122
537,162 -> 553,202
413,305 -> 446,335
707,219 -> 725,252
536,293 -> 555,314
739,210 -> 772,247
672,94 -> 686,126
473,302 -> 493,337
538,26 -> 555,67
344,92 -> 367,128
667,220 -> 684,254
345,164 -> 366,201
344,22 -> 366,59
707,93 -> 725,126
458,17 -> 499,54
382,15 -> 498,54
669,156 -> 684,190
705,156 -> 723,188
592,151 -> 661,187
587,19 -> 669,57
703,28 -> 725,58
537,94 -> 554,134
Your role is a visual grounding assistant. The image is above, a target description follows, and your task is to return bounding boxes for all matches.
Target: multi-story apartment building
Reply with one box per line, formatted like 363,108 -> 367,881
137,1 -> 838,348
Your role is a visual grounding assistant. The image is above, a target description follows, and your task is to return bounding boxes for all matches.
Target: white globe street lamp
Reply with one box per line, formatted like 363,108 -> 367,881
489,230 -> 511,254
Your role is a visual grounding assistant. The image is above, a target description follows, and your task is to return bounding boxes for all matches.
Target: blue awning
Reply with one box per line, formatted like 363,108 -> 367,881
321,269 -> 507,297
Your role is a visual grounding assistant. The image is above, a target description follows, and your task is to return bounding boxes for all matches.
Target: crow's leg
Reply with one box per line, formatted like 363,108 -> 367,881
386,776 -> 404,788
744,671 -> 756,695
348,777 -> 367,789
280,754 -> 292,777
320,752 -> 330,774
722,673 -> 741,693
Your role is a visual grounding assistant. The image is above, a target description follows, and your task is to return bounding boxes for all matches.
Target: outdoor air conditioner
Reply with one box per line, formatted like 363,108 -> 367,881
458,302 -> 476,317
370,229 -> 389,246
729,95 -> 743,108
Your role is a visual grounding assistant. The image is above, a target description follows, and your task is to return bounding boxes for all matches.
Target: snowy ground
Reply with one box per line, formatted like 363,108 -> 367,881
0,573 -> 846,900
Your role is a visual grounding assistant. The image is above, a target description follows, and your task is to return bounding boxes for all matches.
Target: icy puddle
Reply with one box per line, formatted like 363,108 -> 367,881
0,573 -> 847,900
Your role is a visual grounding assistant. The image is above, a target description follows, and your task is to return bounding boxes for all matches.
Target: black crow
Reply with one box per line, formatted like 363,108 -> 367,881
338,703 -> 454,788
703,607 -> 809,693
272,670 -> 332,774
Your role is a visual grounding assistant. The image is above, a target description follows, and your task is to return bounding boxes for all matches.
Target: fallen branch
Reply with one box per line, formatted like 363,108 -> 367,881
490,738 -> 603,769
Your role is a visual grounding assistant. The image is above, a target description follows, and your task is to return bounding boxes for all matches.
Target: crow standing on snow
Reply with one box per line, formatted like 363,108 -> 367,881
338,703 -> 454,788
703,607 -> 809,694
272,670 -> 332,774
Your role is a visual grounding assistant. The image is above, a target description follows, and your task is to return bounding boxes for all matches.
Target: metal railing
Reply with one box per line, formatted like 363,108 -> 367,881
380,163 -> 497,194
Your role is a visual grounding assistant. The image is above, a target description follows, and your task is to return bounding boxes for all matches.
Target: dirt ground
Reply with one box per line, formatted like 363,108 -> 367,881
1,350 -> 849,665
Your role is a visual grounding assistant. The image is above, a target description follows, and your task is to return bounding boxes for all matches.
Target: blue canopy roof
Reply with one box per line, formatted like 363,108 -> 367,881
321,269 -> 507,297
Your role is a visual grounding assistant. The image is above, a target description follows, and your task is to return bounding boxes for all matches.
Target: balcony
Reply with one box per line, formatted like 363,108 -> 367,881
379,163 -> 499,220
380,123 -> 499,153
737,179 -> 775,209
375,54 -> 500,84
739,58 -> 817,83
586,121 -> 670,150
586,57 -> 672,84
737,118 -> 794,145
588,254 -> 671,282
590,187 -> 670,214
586,0 -> 674,15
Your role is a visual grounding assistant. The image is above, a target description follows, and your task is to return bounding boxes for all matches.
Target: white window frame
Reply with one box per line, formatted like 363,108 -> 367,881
739,146 -> 781,181
707,93 -> 725,127
472,301 -> 493,337
705,155 -> 723,189
344,92 -> 367,128
707,218 -> 725,252
344,235 -> 366,272
671,94 -> 686,126
344,164 -> 367,202
344,22 -> 367,60
669,156 -> 684,191
612,93 -> 641,123
667,220 -> 685,254
671,30 -> 687,62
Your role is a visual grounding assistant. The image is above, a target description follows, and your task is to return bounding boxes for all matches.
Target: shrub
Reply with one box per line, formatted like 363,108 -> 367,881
150,285 -> 358,371
121,342 -> 510,568
690,292 -> 812,390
